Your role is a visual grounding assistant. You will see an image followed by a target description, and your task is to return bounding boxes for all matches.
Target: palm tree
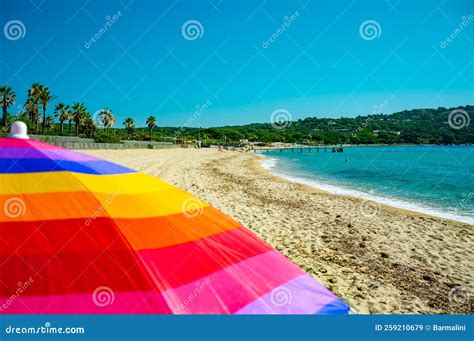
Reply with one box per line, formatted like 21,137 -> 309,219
82,113 -> 97,138
38,86 -> 57,134
67,112 -> 74,135
72,102 -> 87,136
54,103 -> 71,135
123,117 -> 135,134
0,86 -> 16,127
44,115 -> 55,133
27,83 -> 42,131
100,108 -> 115,130
25,96 -> 39,127
146,115 -> 156,139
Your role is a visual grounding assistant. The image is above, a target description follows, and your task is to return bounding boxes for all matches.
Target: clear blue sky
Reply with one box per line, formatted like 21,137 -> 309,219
1,0 -> 473,128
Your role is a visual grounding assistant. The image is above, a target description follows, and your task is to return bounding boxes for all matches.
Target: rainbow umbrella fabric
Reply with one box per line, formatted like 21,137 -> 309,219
0,134 -> 349,314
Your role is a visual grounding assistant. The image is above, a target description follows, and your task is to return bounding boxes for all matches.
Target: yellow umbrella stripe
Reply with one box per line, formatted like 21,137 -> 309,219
0,171 -> 175,195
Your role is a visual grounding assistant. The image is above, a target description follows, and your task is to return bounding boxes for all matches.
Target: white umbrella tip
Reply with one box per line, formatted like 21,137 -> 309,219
8,121 -> 29,139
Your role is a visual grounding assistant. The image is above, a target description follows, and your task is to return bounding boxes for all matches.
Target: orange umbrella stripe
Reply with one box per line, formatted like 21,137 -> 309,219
0,190 -> 209,222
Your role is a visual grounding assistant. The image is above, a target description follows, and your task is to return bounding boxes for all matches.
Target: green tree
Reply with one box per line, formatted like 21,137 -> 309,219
0,86 -> 16,127
27,83 -> 42,131
44,115 -> 55,133
82,113 -> 97,138
24,96 -> 38,129
146,115 -> 156,139
38,86 -> 57,134
123,117 -> 135,134
54,103 -> 71,135
99,108 -> 115,130
72,102 -> 87,136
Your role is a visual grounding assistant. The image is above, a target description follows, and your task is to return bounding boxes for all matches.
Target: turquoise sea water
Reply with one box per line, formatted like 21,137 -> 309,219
260,146 -> 474,224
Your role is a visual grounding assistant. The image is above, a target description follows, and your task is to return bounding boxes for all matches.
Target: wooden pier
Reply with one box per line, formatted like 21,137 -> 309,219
257,145 -> 344,153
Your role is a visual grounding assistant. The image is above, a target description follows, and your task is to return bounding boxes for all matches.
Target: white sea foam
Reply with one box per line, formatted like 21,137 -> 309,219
260,157 -> 474,225
261,157 -> 278,170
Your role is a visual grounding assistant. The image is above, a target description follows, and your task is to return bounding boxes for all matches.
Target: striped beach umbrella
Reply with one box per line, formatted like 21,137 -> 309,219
0,122 -> 349,314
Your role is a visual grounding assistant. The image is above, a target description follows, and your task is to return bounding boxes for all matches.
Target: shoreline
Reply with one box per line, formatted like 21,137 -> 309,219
84,148 -> 473,314
249,144 -> 472,151
258,155 -> 474,225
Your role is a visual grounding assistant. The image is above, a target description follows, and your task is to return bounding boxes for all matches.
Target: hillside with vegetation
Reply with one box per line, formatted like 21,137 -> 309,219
110,105 -> 474,145
168,106 -> 473,145
1,84 -> 472,145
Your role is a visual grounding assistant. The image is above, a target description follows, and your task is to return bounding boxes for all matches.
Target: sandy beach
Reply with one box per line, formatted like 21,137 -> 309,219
85,148 -> 473,314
